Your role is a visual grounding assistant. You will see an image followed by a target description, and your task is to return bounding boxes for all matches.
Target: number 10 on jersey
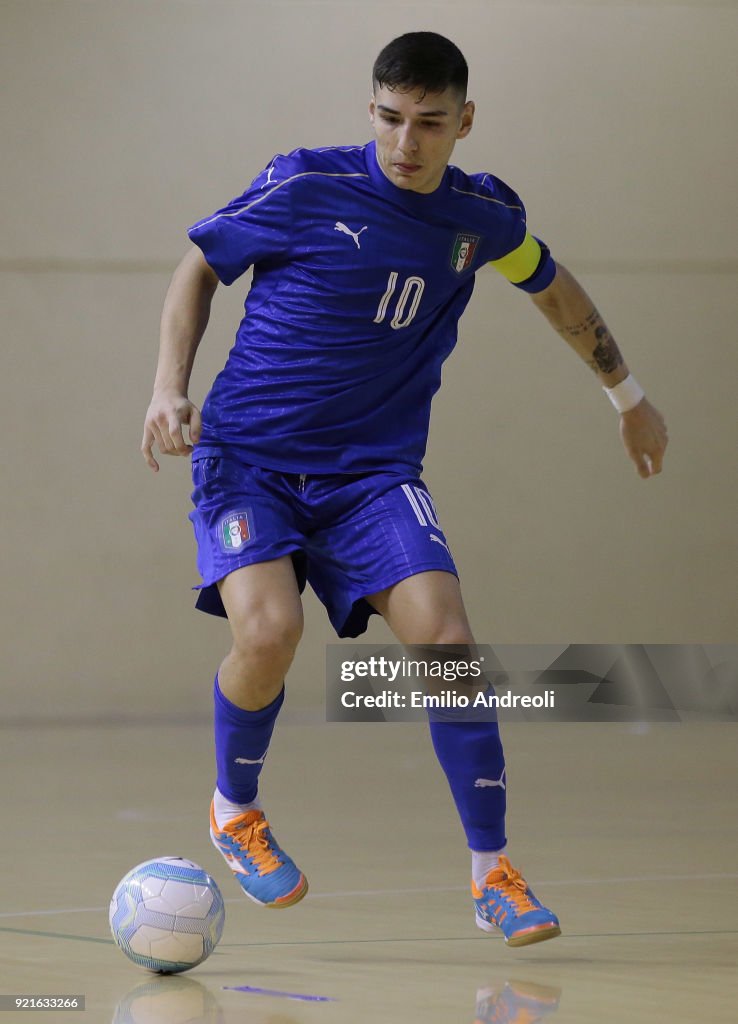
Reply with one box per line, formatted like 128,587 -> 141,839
374,272 -> 425,330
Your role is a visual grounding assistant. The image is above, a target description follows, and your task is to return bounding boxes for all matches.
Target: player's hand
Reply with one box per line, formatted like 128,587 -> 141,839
619,398 -> 668,479
141,390 -> 202,472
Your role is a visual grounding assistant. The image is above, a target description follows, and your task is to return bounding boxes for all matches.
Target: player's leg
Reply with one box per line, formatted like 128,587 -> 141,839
367,572 -> 506,869
218,555 -> 304,711
188,457 -> 309,908
209,557 -> 308,908
306,470 -> 559,946
365,568 -> 474,645
367,572 -> 508,881
367,571 -> 560,946
215,557 -> 303,804
364,572 -> 510,874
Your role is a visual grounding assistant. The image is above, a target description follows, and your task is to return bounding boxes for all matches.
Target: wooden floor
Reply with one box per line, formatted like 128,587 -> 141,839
1,718 -> 736,1023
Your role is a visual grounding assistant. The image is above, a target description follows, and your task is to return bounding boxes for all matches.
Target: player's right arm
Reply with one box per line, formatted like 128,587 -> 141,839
141,246 -> 220,471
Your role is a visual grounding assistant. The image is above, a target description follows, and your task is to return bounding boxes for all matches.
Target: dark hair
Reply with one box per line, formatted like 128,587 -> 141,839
372,32 -> 468,100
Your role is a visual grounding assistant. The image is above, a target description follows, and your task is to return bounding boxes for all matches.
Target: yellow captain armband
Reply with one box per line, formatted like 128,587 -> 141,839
488,231 -> 542,284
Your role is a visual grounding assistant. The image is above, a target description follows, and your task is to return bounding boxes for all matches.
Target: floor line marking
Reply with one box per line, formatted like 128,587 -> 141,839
221,928 -> 738,947
0,906 -> 112,920
0,926 -> 113,944
2,872 -> 736,920
224,984 -> 335,1003
3,925 -> 737,948
305,872 -> 738,900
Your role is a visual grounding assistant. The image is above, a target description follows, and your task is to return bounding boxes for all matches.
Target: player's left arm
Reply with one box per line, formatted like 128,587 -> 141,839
529,261 -> 668,479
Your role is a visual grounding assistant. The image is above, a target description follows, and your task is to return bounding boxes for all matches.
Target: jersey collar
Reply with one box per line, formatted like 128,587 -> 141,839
365,141 -> 451,211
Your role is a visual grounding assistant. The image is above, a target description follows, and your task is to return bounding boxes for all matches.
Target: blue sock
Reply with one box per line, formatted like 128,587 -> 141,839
213,675 -> 284,804
429,714 -> 507,852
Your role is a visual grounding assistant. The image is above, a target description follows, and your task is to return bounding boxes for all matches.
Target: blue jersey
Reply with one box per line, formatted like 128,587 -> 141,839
188,141 -> 555,475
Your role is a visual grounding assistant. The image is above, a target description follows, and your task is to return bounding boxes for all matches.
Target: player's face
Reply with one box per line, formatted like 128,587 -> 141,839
369,85 -> 474,194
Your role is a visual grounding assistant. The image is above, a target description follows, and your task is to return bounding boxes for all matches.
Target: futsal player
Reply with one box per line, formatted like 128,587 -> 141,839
142,32 -> 667,947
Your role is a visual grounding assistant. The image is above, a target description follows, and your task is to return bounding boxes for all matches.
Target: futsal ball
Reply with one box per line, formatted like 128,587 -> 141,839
109,857 -> 225,974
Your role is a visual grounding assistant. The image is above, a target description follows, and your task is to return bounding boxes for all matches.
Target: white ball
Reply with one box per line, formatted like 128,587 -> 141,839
109,857 -> 225,974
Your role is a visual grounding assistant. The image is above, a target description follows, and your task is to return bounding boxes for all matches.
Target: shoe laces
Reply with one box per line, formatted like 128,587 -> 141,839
485,855 -> 537,914
228,811 -> 282,875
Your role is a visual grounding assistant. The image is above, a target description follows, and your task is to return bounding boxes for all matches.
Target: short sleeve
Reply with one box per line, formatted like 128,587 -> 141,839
187,157 -> 292,285
476,173 -> 556,294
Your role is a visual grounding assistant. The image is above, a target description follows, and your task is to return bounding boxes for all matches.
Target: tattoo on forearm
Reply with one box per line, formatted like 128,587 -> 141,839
556,308 -> 600,337
589,325 -> 624,375
556,306 -> 624,375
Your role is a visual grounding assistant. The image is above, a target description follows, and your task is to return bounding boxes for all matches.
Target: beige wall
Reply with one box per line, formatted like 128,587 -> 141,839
2,1 -> 736,720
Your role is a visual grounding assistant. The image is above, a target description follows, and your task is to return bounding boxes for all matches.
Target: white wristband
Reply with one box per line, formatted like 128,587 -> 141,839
603,374 -> 645,413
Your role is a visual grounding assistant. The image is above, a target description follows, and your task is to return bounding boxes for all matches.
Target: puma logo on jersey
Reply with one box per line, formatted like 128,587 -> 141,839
335,221 -> 368,249
474,769 -> 506,790
261,165 -> 277,189
430,533 -> 451,554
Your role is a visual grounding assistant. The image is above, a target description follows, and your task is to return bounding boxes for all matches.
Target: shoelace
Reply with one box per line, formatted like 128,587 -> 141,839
229,814 -> 282,875
485,855 -> 537,914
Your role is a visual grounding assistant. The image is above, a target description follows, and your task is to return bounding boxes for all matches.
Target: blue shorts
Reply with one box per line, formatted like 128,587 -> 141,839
188,455 -> 458,638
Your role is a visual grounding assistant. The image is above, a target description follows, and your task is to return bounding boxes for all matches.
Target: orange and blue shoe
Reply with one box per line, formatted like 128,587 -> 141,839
473,979 -> 562,1023
209,802 -> 308,908
472,856 -> 560,947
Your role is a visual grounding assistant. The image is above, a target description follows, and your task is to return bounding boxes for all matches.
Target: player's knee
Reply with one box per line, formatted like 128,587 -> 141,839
424,621 -> 475,646
230,610 -> 303,668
